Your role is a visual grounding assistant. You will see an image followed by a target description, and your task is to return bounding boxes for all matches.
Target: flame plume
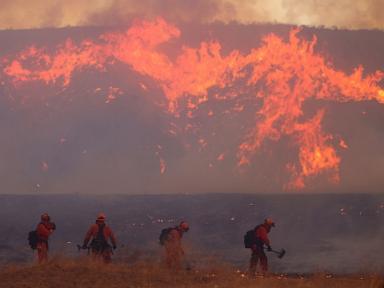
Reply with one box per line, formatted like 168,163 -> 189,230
2,18 -> 383,189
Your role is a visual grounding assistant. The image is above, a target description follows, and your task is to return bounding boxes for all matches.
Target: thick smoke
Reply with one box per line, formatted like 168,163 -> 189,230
0,0 -> 384,30
0,22 -> 383,194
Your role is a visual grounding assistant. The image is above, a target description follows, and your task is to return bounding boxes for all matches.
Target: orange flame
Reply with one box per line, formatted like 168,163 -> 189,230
378,89 -> 384,103
2,18 -> 383,189
285,110 -> 341,189
155,145 -> 166,174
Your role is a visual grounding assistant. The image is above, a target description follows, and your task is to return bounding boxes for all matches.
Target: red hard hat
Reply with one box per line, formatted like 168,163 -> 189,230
97,213 -> 106,221
179,221 -> 189,231
41,213 -> 50,221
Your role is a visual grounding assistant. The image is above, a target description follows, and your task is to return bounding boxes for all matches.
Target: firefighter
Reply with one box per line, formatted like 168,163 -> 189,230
82,213 -> 117,263
36,213 -> 56,264
249,218 -> 275,275
162,221 -> 189,269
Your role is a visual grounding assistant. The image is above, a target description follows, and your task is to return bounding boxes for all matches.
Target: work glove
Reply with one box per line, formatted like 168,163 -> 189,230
267,245 -> 272,251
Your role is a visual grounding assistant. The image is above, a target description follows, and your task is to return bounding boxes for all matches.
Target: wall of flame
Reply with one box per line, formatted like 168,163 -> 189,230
1,18 -> 383,191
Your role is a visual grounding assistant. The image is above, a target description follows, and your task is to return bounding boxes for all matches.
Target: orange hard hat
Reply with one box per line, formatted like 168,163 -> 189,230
97,213 -> 106,221
264,218 -> 275,227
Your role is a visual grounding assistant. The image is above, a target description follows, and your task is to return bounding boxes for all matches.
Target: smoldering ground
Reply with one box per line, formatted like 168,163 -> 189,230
0,20 -> 383,277
0,193 -> 383,274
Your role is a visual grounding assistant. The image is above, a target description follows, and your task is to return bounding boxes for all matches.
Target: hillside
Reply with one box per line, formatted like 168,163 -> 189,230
1,258 -> 383,288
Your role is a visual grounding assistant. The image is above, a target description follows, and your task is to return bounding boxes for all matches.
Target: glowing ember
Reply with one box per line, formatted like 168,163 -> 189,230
139,83 -> 148,91
339,139 -> 348,149
41,161 -> 49,172
2,18 -> 383,189
59,137 -> 67,144
105,86 -> 122,104
217,153 -> 225,161
339,208 -> 347,216
155,145 -> 166,174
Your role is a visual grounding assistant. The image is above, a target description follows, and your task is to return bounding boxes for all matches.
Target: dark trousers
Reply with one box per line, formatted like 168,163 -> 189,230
91,246 -> 112,263
249,246 -> 268,274
37,241 -> 48,264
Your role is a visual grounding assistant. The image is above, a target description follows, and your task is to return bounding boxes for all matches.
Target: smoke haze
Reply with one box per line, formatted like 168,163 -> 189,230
0,6 -> 383,275
0,22 -> 383,194
1,194 -> 383,274
1,0 -> 384,30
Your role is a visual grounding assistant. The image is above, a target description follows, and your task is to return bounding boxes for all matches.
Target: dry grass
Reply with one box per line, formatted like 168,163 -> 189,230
0,258 -> 382,288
